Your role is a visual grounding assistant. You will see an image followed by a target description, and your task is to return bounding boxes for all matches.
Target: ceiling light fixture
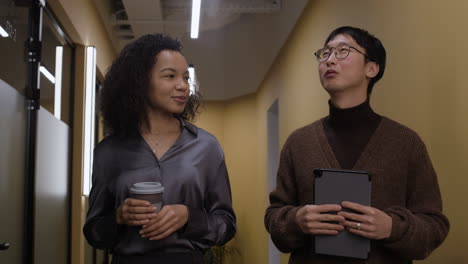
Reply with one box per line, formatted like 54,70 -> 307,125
188,64 -> 196,95
0,25 -> 8,37
40,66 -> 55,84
54,46 -> 63,119
190,0 -> 201,39
83,46 -> 96,196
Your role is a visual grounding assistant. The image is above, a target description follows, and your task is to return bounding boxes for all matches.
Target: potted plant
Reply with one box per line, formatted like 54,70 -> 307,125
204,244 -> 240,264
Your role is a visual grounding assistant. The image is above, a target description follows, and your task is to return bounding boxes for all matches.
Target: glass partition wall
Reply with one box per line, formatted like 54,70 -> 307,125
0,1 -> 74,263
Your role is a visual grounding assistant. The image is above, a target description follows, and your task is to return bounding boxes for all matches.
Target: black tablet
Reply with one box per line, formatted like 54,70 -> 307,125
313,168 -> 371,259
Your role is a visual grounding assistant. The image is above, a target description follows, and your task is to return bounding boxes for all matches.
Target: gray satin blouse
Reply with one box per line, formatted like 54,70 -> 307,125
83,120 -> 236,255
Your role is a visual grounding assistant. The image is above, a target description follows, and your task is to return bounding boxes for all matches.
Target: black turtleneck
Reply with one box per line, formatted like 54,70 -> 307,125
323,99 -> 382,169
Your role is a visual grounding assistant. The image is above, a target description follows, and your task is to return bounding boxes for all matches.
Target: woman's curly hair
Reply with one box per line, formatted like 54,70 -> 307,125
100,34 -> 201,137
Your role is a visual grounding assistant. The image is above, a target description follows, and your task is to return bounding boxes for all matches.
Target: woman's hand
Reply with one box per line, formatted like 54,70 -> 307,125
139,204 -> 189,240
116,198 -> 157,226
339,201 -> 392,240
295,204 -> 345,235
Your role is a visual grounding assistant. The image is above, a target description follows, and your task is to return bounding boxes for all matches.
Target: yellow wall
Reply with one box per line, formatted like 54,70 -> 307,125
197,95 -> 264,263
48,0 -> 116,77
196,101 -> 226,146
196,0 -> 468,263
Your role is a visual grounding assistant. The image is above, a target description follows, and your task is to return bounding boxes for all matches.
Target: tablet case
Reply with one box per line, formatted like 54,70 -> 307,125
314,168 -> 371,259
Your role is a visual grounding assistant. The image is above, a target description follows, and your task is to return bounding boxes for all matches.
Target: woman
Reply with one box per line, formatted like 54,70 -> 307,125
83,34 -> 236,263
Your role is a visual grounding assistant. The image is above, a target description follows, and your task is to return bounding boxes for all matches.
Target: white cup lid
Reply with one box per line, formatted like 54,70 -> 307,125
130,182 -> 164,194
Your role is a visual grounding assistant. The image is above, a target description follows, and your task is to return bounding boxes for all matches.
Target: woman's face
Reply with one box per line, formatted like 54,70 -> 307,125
147,50 -> 190,115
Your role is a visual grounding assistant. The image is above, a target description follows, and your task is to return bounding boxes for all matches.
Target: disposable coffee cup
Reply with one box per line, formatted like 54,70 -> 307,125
130,182 -> 164,212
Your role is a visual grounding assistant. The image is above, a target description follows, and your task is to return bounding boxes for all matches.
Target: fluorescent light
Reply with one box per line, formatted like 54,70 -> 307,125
188,65 -> 196,95
83,46 -> 96,196
40,66 -> 55,84
190,0 -> 201,39
0,26 -> 8,37
54,46 -> 63,119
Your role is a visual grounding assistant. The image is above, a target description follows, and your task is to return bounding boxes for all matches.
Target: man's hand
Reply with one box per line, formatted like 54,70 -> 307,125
116,198 -> 157,226
140,204 -> 189,240
339,201 -> 392,240
295,204 -> 345,235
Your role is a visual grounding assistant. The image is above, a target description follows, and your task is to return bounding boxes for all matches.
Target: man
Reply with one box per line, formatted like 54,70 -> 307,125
264,26 -> 449,263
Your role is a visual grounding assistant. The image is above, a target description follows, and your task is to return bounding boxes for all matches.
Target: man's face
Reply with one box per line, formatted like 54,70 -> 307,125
318,34 -> 376,95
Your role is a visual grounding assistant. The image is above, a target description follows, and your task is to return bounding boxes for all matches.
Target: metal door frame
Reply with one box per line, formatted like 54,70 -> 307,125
17,0 -> 75,263
23,1 -> 43,263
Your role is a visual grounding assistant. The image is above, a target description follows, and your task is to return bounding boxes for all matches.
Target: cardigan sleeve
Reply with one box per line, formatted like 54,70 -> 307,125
264,137 -> 309,253
381,134 -> 450,259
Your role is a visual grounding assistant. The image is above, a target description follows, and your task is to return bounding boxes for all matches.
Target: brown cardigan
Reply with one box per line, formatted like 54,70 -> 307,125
264,117 -> 449,264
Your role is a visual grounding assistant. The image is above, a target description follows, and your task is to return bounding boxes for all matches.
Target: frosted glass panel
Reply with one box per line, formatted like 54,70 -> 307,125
0,0 -> 29,96
0,79 -> 26,263
34,108 -> 70,264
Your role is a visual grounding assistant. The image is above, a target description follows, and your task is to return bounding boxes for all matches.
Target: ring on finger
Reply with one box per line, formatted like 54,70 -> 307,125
356,222 -> 361,230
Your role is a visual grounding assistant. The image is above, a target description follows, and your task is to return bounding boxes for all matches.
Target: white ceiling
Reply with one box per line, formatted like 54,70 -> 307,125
93,0 -> 309,100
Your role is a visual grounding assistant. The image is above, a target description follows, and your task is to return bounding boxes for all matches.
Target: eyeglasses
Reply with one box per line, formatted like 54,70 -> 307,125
314,44 -> 370,62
